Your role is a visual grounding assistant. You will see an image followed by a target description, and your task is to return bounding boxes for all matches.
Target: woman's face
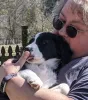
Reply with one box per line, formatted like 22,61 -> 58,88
54,0 -> 88,58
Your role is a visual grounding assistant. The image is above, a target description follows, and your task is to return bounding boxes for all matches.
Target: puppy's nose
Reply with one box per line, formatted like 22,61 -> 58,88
24,47 -> 33,52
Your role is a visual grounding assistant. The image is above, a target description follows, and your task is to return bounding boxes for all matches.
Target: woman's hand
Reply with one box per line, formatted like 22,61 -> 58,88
1,51 -> 30,76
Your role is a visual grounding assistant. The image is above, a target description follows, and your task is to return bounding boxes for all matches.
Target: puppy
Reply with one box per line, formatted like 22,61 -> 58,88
18,32 -> 72,95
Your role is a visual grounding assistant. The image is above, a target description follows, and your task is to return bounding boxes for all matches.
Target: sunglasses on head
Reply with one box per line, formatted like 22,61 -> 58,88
53,16 -> 78,38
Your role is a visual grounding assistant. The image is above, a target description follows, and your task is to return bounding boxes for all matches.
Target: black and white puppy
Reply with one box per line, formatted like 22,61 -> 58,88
19,32 -> 72,95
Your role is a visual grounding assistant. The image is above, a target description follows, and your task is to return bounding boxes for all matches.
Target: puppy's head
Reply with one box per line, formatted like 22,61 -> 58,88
25,32 -> 73,64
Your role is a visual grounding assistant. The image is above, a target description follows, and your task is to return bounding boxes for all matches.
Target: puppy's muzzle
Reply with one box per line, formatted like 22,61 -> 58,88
24,47 -> 33,53
24,47 -> 34,61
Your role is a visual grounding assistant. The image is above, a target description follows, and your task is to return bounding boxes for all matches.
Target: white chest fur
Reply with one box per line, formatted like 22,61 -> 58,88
19,58 -> 59,88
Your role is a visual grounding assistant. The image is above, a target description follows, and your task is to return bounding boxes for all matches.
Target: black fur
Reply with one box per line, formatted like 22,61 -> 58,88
34,32 -> 72,64
14,32 -> 73,90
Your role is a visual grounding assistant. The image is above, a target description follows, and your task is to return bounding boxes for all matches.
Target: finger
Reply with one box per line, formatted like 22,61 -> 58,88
2,58 -> 14,67
0,67 -> 5,82
16,51 -> 30,68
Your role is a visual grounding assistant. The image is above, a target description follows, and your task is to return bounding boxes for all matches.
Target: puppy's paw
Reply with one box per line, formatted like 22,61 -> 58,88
27,75 -> 43,90
19,69 -> 43,90
29,81 -> 41,90
51,83 -> 70,95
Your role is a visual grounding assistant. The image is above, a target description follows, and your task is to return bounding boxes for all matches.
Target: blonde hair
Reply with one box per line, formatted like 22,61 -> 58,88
72,0 -> 88,25
54,0 -> 88,25
52,0 -> 66,18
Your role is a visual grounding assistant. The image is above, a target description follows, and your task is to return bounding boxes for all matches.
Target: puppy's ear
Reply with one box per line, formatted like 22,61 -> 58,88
52,35 -> 64,58
53,35 -> 73,64
59,39 -> 73,64
61,45 -> 73,64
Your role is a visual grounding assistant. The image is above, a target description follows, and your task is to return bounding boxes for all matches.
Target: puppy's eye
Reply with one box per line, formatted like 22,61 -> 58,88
29,38 -> 35,44
42,40 -> 49,45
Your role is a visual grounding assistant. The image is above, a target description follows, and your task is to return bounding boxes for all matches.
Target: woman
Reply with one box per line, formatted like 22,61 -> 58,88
1,0 -> 88,99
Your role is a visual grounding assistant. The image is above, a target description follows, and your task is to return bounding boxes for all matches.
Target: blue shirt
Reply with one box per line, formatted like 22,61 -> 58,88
58,56 -> 88,100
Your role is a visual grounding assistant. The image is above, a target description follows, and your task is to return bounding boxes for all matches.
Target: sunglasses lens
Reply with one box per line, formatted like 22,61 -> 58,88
53,17 -> 63,30
53,16 -> 77,38
66,26 -> 77,38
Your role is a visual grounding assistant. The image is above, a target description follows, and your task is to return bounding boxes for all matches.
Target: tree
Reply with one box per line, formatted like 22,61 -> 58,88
44,0 -> 57,16
0,0 -> 58,44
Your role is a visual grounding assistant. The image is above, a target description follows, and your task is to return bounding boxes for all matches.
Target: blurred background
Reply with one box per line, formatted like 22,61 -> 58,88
0,0 -> 64,65
0,0 -> 59,44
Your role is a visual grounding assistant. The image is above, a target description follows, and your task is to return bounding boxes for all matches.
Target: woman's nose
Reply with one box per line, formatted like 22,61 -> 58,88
53,30 -> 59,35
58,26 -> 68,37
53,29 -> 67,37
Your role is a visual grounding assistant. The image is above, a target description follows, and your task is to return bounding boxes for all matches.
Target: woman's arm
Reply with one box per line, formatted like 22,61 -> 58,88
6,75 -> 72,100
1,51 -> 72,100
